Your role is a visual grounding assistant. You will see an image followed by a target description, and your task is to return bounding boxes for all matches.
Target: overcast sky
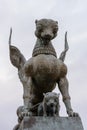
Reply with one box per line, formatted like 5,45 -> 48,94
0,0 -> 87,130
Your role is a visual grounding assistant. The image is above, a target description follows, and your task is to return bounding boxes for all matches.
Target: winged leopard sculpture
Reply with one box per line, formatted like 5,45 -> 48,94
9,19 -> 78,117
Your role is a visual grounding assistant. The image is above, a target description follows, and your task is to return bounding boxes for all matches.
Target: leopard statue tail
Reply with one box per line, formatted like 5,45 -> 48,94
59,32 -> 69,62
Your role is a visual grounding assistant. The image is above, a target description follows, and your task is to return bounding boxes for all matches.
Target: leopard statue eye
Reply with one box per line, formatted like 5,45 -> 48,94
36,25 -> 43,32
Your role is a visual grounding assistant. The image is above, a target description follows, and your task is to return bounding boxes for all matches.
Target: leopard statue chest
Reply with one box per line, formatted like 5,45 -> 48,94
24,39 -> 67,94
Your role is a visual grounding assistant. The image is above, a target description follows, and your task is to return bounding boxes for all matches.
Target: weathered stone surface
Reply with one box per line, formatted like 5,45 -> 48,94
19,116 -> 84,130
9,20 -> 78,117
9,19 -> 83,130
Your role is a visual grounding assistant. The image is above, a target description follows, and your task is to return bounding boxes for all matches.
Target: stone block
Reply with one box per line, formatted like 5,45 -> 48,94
19,116 -> 84,130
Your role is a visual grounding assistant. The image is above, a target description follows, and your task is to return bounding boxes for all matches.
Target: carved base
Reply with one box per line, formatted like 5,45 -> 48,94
18,116 -> 84,130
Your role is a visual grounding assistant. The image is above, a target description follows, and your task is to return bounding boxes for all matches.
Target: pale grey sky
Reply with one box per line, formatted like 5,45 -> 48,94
0,0 -> 87,129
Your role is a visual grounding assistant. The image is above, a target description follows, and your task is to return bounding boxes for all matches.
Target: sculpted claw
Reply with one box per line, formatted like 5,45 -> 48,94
21,107 -> 32,117
67,110 -> 79,117
21,111 -> 32,117
73,112 -> 79,117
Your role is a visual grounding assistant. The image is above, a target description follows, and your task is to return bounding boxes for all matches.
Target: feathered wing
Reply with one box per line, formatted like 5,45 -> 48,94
59,32 -> 69,62
9,28 -> 26,69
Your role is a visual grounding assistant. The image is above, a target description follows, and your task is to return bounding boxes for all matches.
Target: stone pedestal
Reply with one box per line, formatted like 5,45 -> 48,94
19,116 -> 84,130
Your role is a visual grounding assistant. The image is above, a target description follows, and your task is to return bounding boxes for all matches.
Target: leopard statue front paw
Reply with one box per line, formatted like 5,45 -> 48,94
67,109 -> 79,117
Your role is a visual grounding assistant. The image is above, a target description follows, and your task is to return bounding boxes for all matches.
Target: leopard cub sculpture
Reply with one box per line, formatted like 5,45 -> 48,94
38,92 -> 60,116
9,18 -> 78,117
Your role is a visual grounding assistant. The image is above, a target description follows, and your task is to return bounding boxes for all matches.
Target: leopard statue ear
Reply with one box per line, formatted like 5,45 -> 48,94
9,28 -> 26,69
35,19 -> 38,24
55,21 -> 58,24
43,93 -> 46,97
